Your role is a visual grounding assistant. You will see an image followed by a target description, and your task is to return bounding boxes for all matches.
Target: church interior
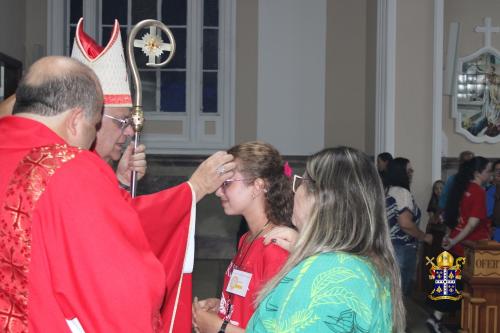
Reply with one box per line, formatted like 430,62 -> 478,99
2,0 -> 500,332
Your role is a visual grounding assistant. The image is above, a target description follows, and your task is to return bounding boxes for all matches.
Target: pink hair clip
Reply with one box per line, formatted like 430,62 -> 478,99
283,161 -> 293,178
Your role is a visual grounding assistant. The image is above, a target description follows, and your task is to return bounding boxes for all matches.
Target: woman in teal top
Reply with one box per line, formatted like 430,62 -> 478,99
247,147 -> 406,333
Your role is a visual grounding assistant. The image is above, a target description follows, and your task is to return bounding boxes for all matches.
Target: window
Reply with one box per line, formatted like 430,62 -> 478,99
50,0 -> 234,154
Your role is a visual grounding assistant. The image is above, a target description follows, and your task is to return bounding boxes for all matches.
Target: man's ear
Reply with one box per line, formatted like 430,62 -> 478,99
66,107 -> 85,137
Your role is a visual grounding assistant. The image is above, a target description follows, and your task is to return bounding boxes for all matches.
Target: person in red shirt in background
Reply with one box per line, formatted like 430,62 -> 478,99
443,156 -> 492,256
192,141 -> 294,333
426,157 -> 492,332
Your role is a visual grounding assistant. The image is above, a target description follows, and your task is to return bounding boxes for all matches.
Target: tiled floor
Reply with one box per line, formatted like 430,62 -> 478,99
192,259 -> 455,333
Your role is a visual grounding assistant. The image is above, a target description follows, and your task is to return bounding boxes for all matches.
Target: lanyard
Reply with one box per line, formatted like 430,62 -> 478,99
233,221 -> 270,270
224,221 -> 270,321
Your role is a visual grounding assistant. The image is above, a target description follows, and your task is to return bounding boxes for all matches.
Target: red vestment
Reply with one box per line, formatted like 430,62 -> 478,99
218,233 -> 289,328
0,116 -> 194,332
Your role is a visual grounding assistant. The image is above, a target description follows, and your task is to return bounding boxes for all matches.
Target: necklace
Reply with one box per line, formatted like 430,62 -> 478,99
234,220 -> 270,269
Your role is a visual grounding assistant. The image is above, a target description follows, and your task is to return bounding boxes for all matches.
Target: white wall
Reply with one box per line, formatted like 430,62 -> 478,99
0,0 -> 26,63
325,0 -> 368,152
25,0 -> 47,66
235,0 -> 258,144
257,0 -> 326,155
395,0 -> 434,215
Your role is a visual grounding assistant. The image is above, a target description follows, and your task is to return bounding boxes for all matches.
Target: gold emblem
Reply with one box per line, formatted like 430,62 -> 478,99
426,251 -> 466,301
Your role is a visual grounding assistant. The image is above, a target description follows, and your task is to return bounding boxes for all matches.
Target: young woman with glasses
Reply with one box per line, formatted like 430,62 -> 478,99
246,147 -> 405,332
192,141 -> 294,333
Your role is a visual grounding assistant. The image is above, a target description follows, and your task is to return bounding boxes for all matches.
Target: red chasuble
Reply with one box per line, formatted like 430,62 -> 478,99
0,116 -> 194,332
127,185 -> 196,333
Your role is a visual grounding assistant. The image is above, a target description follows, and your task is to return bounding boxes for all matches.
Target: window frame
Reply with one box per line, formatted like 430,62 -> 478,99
47,0 -> 235,154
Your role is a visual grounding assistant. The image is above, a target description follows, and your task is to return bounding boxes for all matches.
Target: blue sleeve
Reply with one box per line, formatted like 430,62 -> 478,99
438,175 -> 454,209
486,186 -> 496,217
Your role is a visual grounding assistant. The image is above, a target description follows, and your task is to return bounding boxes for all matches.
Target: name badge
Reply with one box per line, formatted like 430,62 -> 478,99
226,269 -> 252,297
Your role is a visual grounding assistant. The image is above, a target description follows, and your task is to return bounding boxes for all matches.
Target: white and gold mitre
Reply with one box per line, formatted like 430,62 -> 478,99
71,18 -> 132,108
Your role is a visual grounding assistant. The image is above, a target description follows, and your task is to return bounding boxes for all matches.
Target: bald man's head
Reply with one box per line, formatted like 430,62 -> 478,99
13,56 -> 103,120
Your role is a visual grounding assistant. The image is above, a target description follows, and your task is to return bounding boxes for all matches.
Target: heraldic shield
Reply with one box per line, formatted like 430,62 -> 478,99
426,251 -> 466,301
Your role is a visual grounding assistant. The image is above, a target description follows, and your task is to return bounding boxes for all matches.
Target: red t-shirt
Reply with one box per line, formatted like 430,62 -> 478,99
218,232 -> 289,328
450,182 -> 491,256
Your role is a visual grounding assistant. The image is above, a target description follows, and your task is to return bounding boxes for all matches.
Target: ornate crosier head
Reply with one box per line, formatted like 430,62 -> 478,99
127,20 -> 177,133
126,20 -> 176,198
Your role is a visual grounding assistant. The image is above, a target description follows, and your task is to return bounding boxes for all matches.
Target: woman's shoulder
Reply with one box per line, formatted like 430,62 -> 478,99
388,186 -> 417,210
288,254 -> 390,316
309,253 -> 391,302
468,182 -> 486,194
322,252 -> 377,269
255,236 -> 290,259
388,186 -> 411,198
295,252 -> 379,279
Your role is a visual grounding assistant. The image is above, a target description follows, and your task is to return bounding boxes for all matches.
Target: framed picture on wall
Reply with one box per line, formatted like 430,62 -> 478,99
0,52 -> 22,101
453,49 -> 500,143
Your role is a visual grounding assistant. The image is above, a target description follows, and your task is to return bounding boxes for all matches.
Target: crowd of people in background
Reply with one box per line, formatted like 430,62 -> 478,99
377,150 -> 499,333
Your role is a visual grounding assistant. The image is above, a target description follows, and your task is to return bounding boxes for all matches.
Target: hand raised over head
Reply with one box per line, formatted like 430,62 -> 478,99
189,151 -> 236,202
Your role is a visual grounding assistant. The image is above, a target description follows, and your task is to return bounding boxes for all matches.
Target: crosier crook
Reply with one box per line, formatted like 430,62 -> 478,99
126,20 -> 176,197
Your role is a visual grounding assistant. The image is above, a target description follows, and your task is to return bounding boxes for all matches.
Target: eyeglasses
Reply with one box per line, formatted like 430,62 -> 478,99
220,178 -> 254,192
103,113 -> 133,131
292,174 -> 314,193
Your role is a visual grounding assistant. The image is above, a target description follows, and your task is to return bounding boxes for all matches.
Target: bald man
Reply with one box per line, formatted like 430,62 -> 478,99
0,91 -> 146,188
0,56 -> 234,332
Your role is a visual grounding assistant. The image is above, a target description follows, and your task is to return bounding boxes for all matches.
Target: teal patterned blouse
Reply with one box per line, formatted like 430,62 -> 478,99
246,252 -> 393,333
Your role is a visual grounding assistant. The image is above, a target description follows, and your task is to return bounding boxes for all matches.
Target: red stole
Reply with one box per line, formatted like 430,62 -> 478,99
0,144 -> 81,332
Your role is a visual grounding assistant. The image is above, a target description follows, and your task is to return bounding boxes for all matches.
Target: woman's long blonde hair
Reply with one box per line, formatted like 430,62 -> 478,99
257,147 -> 405,332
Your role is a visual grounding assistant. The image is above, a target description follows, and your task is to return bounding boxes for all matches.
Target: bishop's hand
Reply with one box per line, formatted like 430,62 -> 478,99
116,143 -> 147,187
189,151 -> 235,203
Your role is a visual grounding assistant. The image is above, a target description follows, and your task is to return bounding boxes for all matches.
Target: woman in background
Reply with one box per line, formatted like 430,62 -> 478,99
247,147 -> 405,332
443,156 -> 492,256
384,157 -> 432,297
421,180 -> 445,304
427,180 -> 444,225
